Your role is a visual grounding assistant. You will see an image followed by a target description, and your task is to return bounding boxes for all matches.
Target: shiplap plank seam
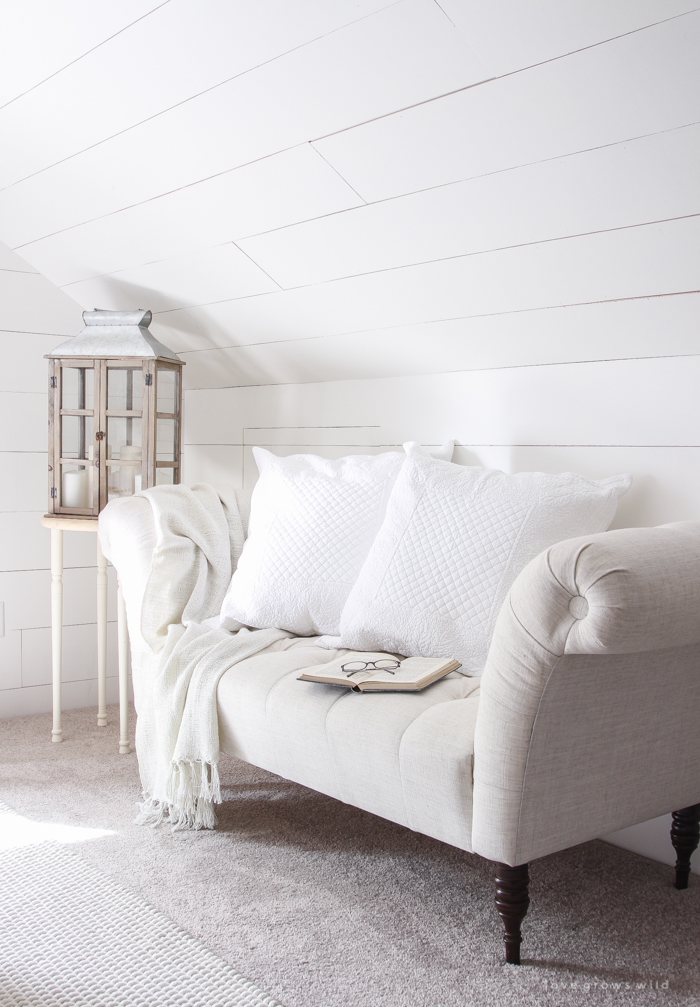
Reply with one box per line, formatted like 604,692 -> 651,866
6,6 -> 696,200
175,289 -> 700,356
180,353 -> 700,393
311,145 -> 369,204
106,240 -> 698,328
19,612 -> 116,620
236,211 -> 700,292
244,425 -> 380,429
125,213 -> 700,318
275,120 -> 700,236
0,1 -> 172,113
309,7 -> 700,143
13,141 -> 350,250
18,674 -> 116,683
16,117 -> 700,253
232,242 -> 284,290
0,568 -> 109,576
0,1 -> 409,194
0,335 -> 67,340
185,442 -> 700,449
313,118 -> 700,205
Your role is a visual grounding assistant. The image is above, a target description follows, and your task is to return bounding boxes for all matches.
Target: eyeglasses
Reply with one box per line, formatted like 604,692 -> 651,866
340,659 -> 401,677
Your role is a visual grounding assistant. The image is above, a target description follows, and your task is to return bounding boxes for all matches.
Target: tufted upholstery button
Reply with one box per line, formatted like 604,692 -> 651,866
568,595 -> 589,619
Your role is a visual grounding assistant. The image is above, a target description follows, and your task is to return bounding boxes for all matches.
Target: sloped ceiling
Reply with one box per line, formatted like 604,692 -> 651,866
0,0 -> 698,390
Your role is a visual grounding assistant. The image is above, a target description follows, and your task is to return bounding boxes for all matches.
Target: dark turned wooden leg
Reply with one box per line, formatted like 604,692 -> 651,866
671,804 -> 700,890
494,862 -> 530,965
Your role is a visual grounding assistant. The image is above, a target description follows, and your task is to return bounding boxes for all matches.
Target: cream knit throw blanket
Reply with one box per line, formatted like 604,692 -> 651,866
133,484 -> 287,830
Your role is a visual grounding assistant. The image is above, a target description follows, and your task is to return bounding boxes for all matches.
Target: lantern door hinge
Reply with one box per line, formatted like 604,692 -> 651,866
145,373 -> 153,386
50,487 -> 57,498
50,377 -> 57,388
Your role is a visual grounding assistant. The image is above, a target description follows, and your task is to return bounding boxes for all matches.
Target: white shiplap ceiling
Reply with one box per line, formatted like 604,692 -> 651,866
0,0 -> 698,388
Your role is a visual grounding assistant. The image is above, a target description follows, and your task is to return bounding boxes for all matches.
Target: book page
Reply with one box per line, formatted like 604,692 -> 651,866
297,652 -> 397,685
365,657 -> 456,685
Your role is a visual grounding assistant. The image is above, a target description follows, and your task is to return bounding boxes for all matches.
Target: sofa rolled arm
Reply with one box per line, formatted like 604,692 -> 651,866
472,522 -> 700,866
508,521 -> 700,658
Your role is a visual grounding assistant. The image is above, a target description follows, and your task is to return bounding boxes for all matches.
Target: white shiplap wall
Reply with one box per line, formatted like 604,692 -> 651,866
0,242 -> 119,718
0,1 -> 698,865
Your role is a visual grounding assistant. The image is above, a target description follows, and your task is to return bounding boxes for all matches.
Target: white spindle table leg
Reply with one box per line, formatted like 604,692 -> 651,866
117,582 -> 130,754
96,536 -> 108,727
50,528 -> 63,743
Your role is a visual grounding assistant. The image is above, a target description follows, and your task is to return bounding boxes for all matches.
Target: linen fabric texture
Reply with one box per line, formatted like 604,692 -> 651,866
219,443 -> 454,637
472,522 -> 700,864
337,453 -> 632,674
216,646 -> 480,853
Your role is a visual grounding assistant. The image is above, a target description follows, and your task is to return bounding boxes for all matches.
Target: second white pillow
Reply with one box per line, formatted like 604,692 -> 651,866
336,454 -> 632,673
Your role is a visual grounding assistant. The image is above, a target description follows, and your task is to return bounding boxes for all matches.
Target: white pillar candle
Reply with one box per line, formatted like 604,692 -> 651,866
119,445 -> 142,495
62,469 -> 89,509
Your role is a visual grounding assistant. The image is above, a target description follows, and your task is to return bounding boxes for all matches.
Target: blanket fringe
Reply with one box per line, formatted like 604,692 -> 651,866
134,760 -> 221,831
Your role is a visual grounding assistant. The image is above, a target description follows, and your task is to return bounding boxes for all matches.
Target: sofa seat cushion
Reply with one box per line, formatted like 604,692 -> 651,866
217,639 -> 480,853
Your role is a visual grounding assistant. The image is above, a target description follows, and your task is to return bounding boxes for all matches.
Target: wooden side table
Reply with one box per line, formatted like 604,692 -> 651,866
41,515 -> 130,754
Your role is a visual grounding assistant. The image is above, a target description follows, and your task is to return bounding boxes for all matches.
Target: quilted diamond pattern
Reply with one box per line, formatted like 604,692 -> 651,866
379,488 -> 527,627
265,477 -> 384,584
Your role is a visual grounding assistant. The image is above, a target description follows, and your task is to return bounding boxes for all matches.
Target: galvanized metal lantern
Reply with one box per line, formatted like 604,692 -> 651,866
46,309 -> 184,518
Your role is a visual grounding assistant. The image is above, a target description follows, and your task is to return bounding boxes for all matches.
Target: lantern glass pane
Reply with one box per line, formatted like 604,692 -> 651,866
107,416 -> 142,457
61,463 -> 93,509
61,414 -> 93,460
156,467 -> 175,486
107,367 -> 143,412
156,368 -> 178,414
61,367 -> 94,411
156,418 -> 177,461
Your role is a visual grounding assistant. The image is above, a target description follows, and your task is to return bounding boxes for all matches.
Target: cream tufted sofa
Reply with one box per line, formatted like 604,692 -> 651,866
103,499 -> 700,965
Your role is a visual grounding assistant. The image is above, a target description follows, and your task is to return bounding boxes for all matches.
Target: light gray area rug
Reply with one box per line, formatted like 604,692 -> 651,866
0,801 -> 283,1007
1,706 -> 699,1007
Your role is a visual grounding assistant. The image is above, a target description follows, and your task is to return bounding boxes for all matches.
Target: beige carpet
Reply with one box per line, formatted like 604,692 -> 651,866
1,705 -> 698,1007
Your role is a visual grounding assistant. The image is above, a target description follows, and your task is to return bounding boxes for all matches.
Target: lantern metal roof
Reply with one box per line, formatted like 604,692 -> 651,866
46,309 -> 181,361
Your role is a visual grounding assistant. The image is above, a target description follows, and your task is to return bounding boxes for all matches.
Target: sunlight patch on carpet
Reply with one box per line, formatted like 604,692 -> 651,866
0,803 -> 116,851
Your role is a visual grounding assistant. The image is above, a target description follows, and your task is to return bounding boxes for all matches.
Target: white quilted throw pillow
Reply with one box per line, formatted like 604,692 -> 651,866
338,454 -> 632,674
219,448 -> 406,635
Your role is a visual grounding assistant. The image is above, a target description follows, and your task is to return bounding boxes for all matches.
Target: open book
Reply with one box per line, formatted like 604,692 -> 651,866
297,652 -> 461,692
